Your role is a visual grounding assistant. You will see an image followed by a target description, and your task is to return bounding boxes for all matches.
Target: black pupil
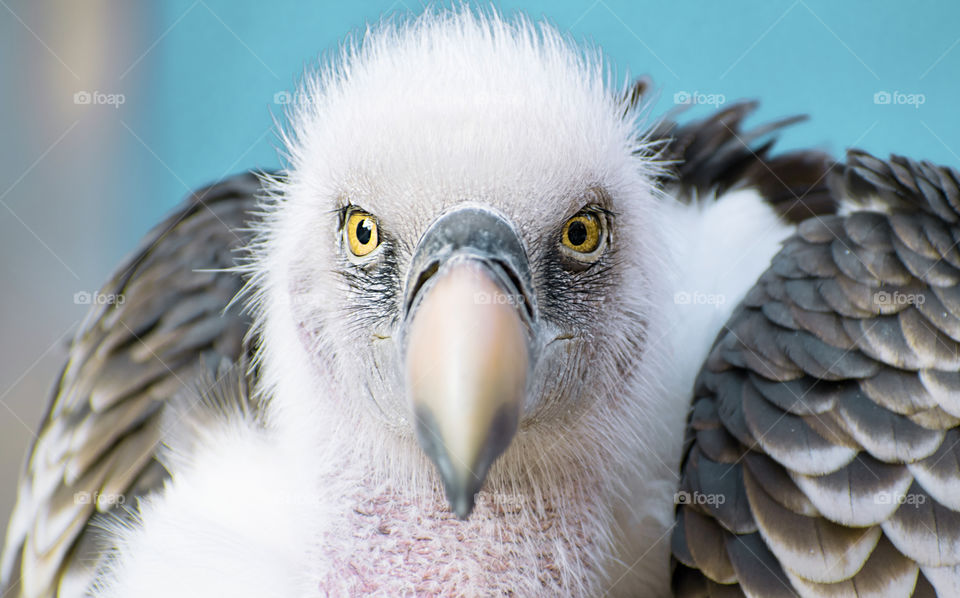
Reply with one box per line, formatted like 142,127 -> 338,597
568,220 -> 588,246
355,219 -> 372,245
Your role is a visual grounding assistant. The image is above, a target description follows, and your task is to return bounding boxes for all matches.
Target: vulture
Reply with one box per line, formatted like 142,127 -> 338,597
3,8 -> 960,598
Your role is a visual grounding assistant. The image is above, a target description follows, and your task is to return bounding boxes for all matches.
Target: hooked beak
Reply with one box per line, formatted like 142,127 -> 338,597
403,207 -> 535,519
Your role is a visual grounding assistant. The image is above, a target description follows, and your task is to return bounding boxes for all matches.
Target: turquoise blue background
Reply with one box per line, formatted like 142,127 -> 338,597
145,0 -> 960,229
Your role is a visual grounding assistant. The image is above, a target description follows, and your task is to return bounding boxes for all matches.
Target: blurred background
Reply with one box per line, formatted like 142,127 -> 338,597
1,0 -> 958,541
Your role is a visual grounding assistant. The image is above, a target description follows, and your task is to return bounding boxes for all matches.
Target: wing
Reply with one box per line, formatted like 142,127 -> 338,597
646,100 -> 836,222
672,151 -> 960,597
0,172 -> 266,598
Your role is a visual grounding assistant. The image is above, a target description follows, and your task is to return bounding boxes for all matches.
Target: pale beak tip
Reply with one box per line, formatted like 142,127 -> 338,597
415,408 -> 482,519
448,482 -> 477,520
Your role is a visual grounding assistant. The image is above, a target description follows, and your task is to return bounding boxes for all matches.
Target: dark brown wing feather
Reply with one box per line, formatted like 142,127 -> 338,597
672,151 -> 960,597
647,100 -> 837,222
0,173 -> 264,598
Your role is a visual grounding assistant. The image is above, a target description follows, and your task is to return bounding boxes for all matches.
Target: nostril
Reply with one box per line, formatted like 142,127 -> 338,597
492,259 -> 535,323
405,260 -> 440,317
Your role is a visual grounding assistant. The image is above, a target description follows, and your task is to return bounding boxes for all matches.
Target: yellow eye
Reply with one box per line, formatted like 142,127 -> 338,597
561,211 -> 603,255
345,209 -> 380,257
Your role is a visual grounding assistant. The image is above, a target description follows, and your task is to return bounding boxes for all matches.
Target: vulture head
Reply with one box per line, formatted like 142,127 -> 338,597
247,9 -> 680,592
